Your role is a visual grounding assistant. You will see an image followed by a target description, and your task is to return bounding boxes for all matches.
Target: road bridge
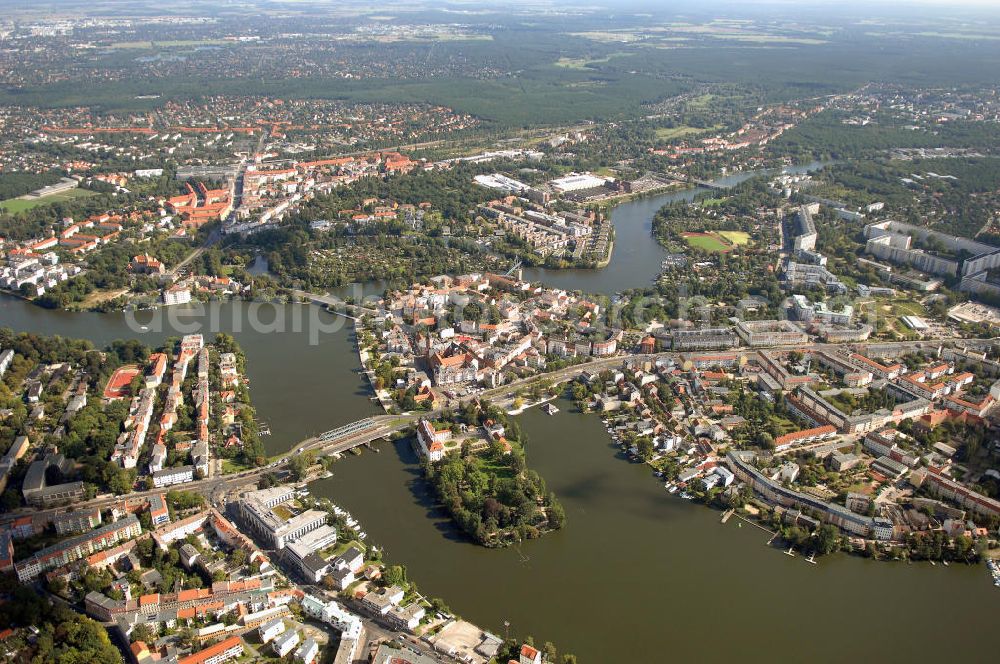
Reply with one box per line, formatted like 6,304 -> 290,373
3,336 -> 996,526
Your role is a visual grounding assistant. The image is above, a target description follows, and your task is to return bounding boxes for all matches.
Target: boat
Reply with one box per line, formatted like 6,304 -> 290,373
806,553 -> 817,565
986,559 -> 1000,587
543,403 -> 559,415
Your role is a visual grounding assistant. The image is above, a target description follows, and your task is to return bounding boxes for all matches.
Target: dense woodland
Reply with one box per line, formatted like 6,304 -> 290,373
0,171 -> 62,200
0,583 -> 121,664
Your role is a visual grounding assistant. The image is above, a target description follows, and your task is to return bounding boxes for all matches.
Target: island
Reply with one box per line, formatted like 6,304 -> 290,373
418,404 -> 565,547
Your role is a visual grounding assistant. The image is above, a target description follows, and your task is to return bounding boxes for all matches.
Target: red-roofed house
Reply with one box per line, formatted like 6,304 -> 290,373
416,419 -> 452,462
774,425 -> 837,452
177,635 -> 243,664
520,644 -> 542,664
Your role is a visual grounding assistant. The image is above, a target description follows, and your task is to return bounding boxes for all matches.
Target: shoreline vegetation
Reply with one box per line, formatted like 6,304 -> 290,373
565,373 -> 994,565
421,402 -> 566,548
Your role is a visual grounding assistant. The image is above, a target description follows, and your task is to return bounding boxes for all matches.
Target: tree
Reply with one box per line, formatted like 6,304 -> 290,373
382,565 -> 408,588
131,624 -> 156,643
636,437 -> 654,461
814,524 -> 841,555
288,453 -> 311,481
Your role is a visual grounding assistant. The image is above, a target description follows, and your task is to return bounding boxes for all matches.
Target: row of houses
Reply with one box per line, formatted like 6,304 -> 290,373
727,451 -> 894,539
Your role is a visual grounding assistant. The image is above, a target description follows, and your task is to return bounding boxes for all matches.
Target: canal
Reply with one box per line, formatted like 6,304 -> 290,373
1,159 -> 996,661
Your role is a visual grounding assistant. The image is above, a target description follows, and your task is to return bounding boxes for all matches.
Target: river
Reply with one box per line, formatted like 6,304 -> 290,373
310,399 -> 1000,662
0,296 -> 378,456
521,164 -> 825,294
1,160 -> 996,662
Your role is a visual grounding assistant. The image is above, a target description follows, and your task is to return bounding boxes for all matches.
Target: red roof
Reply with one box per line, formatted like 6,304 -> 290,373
774,425 -> 836,448
178,636 -> 242,664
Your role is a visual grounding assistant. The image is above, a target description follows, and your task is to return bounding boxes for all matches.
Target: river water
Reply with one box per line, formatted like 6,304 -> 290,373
521,171 -> 759,294
310,399 -> 1000,662
1,161 -> 996,661
0,296 -> 378,455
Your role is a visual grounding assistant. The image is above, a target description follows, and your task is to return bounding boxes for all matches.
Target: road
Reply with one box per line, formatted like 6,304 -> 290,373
3,335 -> 994,526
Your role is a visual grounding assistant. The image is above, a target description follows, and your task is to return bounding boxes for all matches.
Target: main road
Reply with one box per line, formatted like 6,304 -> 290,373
3,336 -> 993,526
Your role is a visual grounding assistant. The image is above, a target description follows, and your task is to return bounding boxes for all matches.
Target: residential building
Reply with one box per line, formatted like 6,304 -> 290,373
259,618 -> 286,644
15,515 -> 141,581
153,465 -> 195,488
416,419 -> 452,462
178,635 -> 243,664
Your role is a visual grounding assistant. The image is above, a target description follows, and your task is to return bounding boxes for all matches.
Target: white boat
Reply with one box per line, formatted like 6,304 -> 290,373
987,560 -> 1000,587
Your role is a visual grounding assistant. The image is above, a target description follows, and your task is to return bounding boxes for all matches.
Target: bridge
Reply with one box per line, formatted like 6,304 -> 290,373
655,172 -> 729,191
3,335 -> 996,528
289,289 -> 383,320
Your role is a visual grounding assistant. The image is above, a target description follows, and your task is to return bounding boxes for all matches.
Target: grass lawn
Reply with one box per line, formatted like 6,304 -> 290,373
478,457 -> 516,480
682,232 -> 730,252
554,53 -> 627,69
0,188 -> 97,213
890,299 -> 927,317
272,504 -> 293,521
770,415 -> 801,435
687,93 -> 716,111
718,231 -> 751,246
222,458 -> 255,475
323,539 -> 367,559
654,125 -> 704,141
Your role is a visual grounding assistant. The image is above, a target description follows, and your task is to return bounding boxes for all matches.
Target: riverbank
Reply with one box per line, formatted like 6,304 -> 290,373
310,399 -> 1000,662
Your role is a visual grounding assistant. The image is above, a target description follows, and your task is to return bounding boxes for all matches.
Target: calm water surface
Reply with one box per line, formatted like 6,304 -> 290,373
310,401 -> 999,662
2,160 -> 995,662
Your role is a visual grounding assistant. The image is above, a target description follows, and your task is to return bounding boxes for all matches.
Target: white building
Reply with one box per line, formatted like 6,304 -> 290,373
259,618 -> 286,644
549,172 -> 610,193
0,349 -> 14,377
163,286 -> 192,306
294,638 -> 319,664
152,465 -> 194,488
272,629 -> 300,657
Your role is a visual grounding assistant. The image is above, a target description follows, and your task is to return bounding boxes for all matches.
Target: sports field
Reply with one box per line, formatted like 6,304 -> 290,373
0,188 -> 97,213
718,231 -> 751,246
681,231 -> 750,252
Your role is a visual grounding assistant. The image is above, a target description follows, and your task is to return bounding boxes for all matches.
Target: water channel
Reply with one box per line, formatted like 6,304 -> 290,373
1,161 -> 997,661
